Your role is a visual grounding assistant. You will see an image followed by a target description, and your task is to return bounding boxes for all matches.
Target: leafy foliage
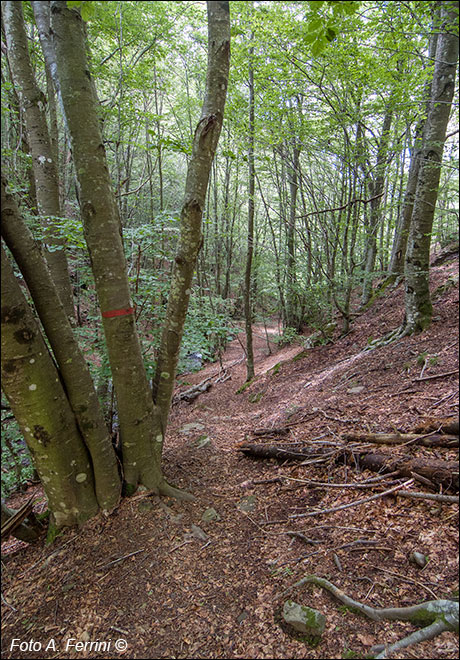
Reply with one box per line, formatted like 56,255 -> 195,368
1,409 -> 35,498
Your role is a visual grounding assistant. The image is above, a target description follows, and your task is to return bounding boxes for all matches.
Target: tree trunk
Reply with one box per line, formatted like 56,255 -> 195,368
1,246 -> 99,527
3,0 -> 74,318
403,2 -> 459,333
285,142 -> 301,330
151,1 -> 231,445
389,29 -> 439,277
244,36 -> 255,381
361,107 -> 393,306
50,0 -> 164,493
1,176 -> 121,511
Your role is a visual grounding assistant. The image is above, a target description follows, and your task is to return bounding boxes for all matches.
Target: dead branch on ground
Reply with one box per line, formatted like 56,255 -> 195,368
237,442 -> 459,491
342,432 -> 458,448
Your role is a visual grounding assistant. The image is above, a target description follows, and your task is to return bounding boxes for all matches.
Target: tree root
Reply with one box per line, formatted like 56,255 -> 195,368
158,480 -> 196,502
290,575 -> 458,659
364,324 -> 409,351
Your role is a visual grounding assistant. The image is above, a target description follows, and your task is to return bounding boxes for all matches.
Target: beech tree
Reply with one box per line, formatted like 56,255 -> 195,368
402,0 -> 459,333
1,243 -> 99,527
2,0 -> 74,318
48,0 -> 229,499
1,175 -> 121,514
244,33 -> 255,381
1,0 -> 230,527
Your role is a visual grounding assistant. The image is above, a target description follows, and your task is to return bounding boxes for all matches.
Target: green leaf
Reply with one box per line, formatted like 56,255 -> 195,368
307,18 -> 323,35
311,36 -> 326,56
326,27 -> 337,42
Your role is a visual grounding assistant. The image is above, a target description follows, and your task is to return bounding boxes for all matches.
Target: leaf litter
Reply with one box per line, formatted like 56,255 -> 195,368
1,258 -> 458,659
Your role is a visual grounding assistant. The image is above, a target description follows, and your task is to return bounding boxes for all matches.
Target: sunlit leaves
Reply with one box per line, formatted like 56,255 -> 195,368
67,0 -> 95,22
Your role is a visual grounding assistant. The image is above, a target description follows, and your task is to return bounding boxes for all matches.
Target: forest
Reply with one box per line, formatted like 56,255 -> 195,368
1,1 -> 459,659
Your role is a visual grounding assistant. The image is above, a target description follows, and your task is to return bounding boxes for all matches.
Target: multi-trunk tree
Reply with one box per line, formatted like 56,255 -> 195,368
1,0 -> 230,527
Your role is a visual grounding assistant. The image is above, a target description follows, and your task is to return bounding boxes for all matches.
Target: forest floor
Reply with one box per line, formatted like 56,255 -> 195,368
1,255 -> 459,660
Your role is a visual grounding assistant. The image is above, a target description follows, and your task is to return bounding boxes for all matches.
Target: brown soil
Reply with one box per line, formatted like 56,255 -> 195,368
2,258 -> 459,660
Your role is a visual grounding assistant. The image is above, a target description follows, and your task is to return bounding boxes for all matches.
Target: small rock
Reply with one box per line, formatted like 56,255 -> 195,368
195,435 -> 211,448
237,495 -> 257,512
201,507 -> 221,522
191,524 -> 208,542
159,501 -> 183,524
347,386 -> 365,394
180,422 -> 205,434
138,501 -> 154,513
410,551 -> 428,568
282,600 -> 326,636
236,610 -> 249,624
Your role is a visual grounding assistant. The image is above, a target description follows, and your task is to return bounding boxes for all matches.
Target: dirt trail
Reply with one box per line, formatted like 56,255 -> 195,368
1,259 -> 459,660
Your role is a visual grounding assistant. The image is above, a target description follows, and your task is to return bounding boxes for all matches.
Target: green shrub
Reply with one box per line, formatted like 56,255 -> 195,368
273,326 -> 300,347
1,409 -> 35,498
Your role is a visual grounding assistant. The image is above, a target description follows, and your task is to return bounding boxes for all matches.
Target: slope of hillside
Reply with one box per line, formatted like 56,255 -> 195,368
2,256 -> 458,660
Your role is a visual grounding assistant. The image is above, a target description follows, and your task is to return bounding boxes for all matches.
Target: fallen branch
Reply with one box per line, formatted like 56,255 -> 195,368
1,497 -> 40,542
414,417 -> 459,435
98,549 -> 144,569
393,490 -> 459,504
289,480 -> 414,518
238,443 -> 459,491
413,369 -> 458,382
293,575 -> 458,659
355,452 -> 458,492
285,531 -> 320,545
252,426 -> 291,437
173,377 -> 212,404
342,432 -> 458,448
237,443 -> 331,461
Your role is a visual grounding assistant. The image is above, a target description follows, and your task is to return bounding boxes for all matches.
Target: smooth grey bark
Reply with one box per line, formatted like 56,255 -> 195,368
403,1 -> 459,333
2,0 -> 74,318
389,29 -> 439,277
285,142 -> 301,330
244,38 -> 255,381
360,107 -> 393,307
152,0 -> 230,432
1,175 -> 121,511
50,0 -> 164,493
1,245 -> 99,528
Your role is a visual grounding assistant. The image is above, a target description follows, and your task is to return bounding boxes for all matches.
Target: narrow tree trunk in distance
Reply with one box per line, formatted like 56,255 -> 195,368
403,2 -> 459,333
1,176 -> 121,511
360,107 -> 393,307
244,39 -> 255,381
1,246 -> 99,528
285,142 -> 301,330
152,1 -> 231,437
3,1 -> 74,318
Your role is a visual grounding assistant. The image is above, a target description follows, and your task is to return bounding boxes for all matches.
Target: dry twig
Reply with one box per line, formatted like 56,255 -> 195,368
289,479 -> 414,519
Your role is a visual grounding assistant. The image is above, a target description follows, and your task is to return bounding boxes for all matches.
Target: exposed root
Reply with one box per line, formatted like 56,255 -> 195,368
370,618 -> 453,659
364,324 -> 409,351
158,481 -> 196,501
289,575 -> 458,659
